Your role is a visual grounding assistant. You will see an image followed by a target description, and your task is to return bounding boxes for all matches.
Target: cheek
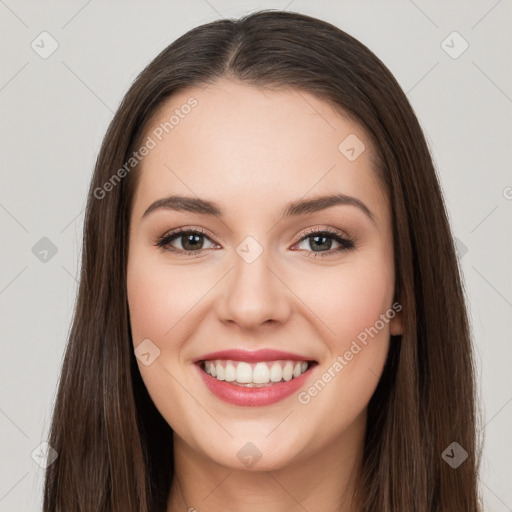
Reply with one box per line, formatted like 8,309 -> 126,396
288,260 -> 394,448
127,264 -> 167,343
333,267 -> 393,343
293,255 -> 395,352
127,252 -> 208,343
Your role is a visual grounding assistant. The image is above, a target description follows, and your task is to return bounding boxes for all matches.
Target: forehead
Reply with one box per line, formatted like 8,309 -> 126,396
131,79 -> 388,221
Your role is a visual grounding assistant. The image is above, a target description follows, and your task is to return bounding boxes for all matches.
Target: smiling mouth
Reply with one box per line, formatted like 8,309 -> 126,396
197,359 -> 318,387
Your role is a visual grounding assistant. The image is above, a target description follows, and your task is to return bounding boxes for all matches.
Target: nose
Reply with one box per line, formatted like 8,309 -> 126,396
215,248 -> 292,330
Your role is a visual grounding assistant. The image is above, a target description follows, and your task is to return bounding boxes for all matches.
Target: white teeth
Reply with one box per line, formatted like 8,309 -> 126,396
282,362 -> 293,381
224,363 -> 236,382
253,362 -> 270,384
216,363 -> 225,381
201,359 -> 311,386
236,362 -> 252,383
270,362 -> 282,382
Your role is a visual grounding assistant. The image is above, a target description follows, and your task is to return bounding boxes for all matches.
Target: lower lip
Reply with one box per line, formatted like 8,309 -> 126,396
195,363 -> 317,407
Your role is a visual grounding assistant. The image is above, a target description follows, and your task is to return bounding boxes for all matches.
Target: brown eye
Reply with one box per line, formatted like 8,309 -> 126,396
156,229 -> 217,254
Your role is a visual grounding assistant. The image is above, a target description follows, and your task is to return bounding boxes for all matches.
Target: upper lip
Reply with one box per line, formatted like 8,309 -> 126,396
193,349 -> 316,364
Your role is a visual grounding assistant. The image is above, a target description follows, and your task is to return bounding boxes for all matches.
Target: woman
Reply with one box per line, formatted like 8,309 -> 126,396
43,10 -> 482,511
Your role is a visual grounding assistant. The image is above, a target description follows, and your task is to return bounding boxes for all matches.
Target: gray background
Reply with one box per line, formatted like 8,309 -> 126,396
1,0 -> 511,510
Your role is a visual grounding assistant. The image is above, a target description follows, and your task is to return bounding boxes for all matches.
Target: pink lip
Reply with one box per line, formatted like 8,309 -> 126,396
193,348 -> 315,364
194,360 -> 318,407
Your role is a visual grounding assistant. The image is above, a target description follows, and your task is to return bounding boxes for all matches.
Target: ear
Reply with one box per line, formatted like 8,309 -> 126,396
390,308 -> 403,336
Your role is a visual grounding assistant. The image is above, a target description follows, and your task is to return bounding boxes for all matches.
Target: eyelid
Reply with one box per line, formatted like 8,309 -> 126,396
155,225 -> 214,239
293,225 -> 353,244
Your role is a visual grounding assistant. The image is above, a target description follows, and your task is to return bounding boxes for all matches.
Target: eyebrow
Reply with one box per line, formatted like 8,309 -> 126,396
142,193 -> 376,224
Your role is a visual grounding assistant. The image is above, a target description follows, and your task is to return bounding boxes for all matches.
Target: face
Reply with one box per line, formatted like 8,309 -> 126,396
126,79 -> 402,472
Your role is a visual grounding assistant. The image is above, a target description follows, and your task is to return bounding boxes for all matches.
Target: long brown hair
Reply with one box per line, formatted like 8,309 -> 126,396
43,10 -> 482,511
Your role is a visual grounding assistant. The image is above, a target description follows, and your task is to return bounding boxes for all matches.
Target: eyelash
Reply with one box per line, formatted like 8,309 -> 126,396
154,226 -> 357,259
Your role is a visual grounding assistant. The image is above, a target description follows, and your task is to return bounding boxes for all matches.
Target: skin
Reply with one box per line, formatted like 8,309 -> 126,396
126,78 -> 403,512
